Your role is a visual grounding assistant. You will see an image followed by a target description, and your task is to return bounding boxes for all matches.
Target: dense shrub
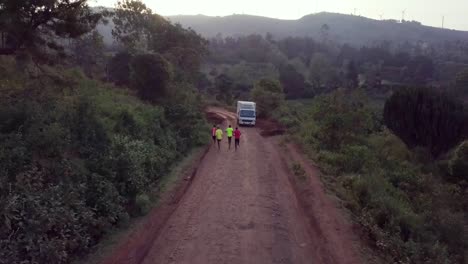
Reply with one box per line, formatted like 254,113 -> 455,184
272,101 -> 306,131
108,51 -> 133,86
0,69 -> 207,263
130,53 -> 173,102
308,89 -> 374,151
251,78 -> 285,117
384,87 -> 467,156
214,73 -> 234,105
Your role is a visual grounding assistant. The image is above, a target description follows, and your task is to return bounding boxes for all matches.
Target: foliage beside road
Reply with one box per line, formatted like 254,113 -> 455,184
0,60 -> 207,263
278,88 -> 467,264
0,0 -> 209,263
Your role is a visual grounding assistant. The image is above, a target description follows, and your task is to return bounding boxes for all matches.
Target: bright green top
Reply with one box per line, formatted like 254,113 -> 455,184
226,127 -> 234,137
216,129 -> 223,140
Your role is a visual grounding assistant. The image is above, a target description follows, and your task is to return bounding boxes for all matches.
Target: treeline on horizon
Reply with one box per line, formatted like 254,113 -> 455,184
201,31 -> 468,102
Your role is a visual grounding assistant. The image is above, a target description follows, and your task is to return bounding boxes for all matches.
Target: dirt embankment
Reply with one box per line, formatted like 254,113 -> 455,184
256,118 -> 286,137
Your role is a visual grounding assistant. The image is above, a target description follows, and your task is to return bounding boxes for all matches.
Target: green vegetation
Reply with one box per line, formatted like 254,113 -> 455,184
1,0 -> 467,263
251,79 -> 284,117
130,53 -> 173,102
0,0 -> 209,263
0,61 -> 207,263
280,88 -> 467,264
454,68 -> 468,98
204,32 -> 459,104
384,87 -> 467,156
447,141 -> 468,184
0,0 -> 101,57
292,163 -> 307,182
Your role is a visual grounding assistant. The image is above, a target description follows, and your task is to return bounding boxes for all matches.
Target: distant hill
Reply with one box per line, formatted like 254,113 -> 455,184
168,12 -> 468,46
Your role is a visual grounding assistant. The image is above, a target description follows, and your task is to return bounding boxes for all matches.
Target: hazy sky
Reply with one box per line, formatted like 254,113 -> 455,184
90,0 -> 468,31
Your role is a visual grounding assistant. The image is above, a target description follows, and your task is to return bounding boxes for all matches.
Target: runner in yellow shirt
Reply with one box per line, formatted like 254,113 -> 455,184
226,125 -> 234,150
215,126 -> 223,150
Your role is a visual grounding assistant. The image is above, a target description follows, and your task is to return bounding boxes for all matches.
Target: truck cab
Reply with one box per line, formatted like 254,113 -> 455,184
237,101 -> 256,126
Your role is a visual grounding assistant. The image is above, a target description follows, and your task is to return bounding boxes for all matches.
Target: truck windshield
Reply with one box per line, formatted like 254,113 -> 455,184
240,110 -> 255,117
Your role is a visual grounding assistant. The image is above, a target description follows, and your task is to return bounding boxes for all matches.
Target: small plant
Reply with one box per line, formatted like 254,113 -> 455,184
135,193 -> 152,215
292,163 -> 307,181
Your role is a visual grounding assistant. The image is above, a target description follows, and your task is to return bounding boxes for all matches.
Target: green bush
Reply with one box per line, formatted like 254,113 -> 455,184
130,53 -> 173,102
308,89 -> 373,150
316,150 -> 346,175
108,51 -> 133,86
251,78 -> 284,118
135,194 -> 152,215
0,68 -> 207,263
291,163 -> 307,181
272,102 -> 306,131
340,145 -> 373,173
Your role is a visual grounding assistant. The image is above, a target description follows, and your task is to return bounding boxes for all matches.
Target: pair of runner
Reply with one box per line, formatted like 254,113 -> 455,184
211,125 -> 241,150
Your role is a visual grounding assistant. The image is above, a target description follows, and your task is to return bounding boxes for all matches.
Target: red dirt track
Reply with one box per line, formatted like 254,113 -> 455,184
102,108 -> 363,264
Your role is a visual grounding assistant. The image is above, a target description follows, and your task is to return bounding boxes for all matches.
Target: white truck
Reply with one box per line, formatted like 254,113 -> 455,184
237,101 -> 256,126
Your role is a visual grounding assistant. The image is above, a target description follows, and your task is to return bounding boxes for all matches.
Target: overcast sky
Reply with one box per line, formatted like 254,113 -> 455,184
90,0 -> 468,31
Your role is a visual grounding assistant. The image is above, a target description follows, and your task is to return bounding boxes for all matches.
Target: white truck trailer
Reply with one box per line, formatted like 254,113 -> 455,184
237,101 -> 256,126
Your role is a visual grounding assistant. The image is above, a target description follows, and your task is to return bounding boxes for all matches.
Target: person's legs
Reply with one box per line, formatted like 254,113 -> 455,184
235,139 -> 239,150
228,137 -> 232,149
217,139 -> 221,149
212,136 -> 216,144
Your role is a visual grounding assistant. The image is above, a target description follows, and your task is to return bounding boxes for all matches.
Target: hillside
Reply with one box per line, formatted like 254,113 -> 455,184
168,12 -> 468,46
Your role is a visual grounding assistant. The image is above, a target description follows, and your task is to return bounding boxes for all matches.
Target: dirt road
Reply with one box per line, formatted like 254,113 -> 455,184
133,109 -> 362,264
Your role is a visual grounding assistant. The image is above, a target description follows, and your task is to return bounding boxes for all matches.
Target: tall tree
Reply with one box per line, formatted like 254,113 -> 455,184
108,51 -> 133,86
279,64 -> 306,99
384,87 -> 467,156
72,31 -> 105,77
0,0 -> 101,57
320,24 -> 330,43
130,53 -> 173,102
309,53 -> 335,92
346,60 -> 359,88
112,0 -> 207,79
454,68 -> 468,98
112,0 -> 155,50
251,79 -> 284,117
214,74 -> 234,104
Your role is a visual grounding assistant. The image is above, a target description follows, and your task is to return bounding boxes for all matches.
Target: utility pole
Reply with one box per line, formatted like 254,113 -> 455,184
353,8 -> 357,16
442,15 -> 445,28
379,13 -> 384,20
401,9 -> 406,22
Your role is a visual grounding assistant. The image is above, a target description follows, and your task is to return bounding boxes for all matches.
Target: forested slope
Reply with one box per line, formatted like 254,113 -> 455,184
0,0 -> 208,263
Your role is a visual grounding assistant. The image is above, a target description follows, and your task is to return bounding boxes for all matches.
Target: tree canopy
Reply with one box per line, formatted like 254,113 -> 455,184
384,87 -> 467,156
112,0 -> 207,80
0,0 -> 101,58
251,79 -> 284,117
130,53 -> 173,102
